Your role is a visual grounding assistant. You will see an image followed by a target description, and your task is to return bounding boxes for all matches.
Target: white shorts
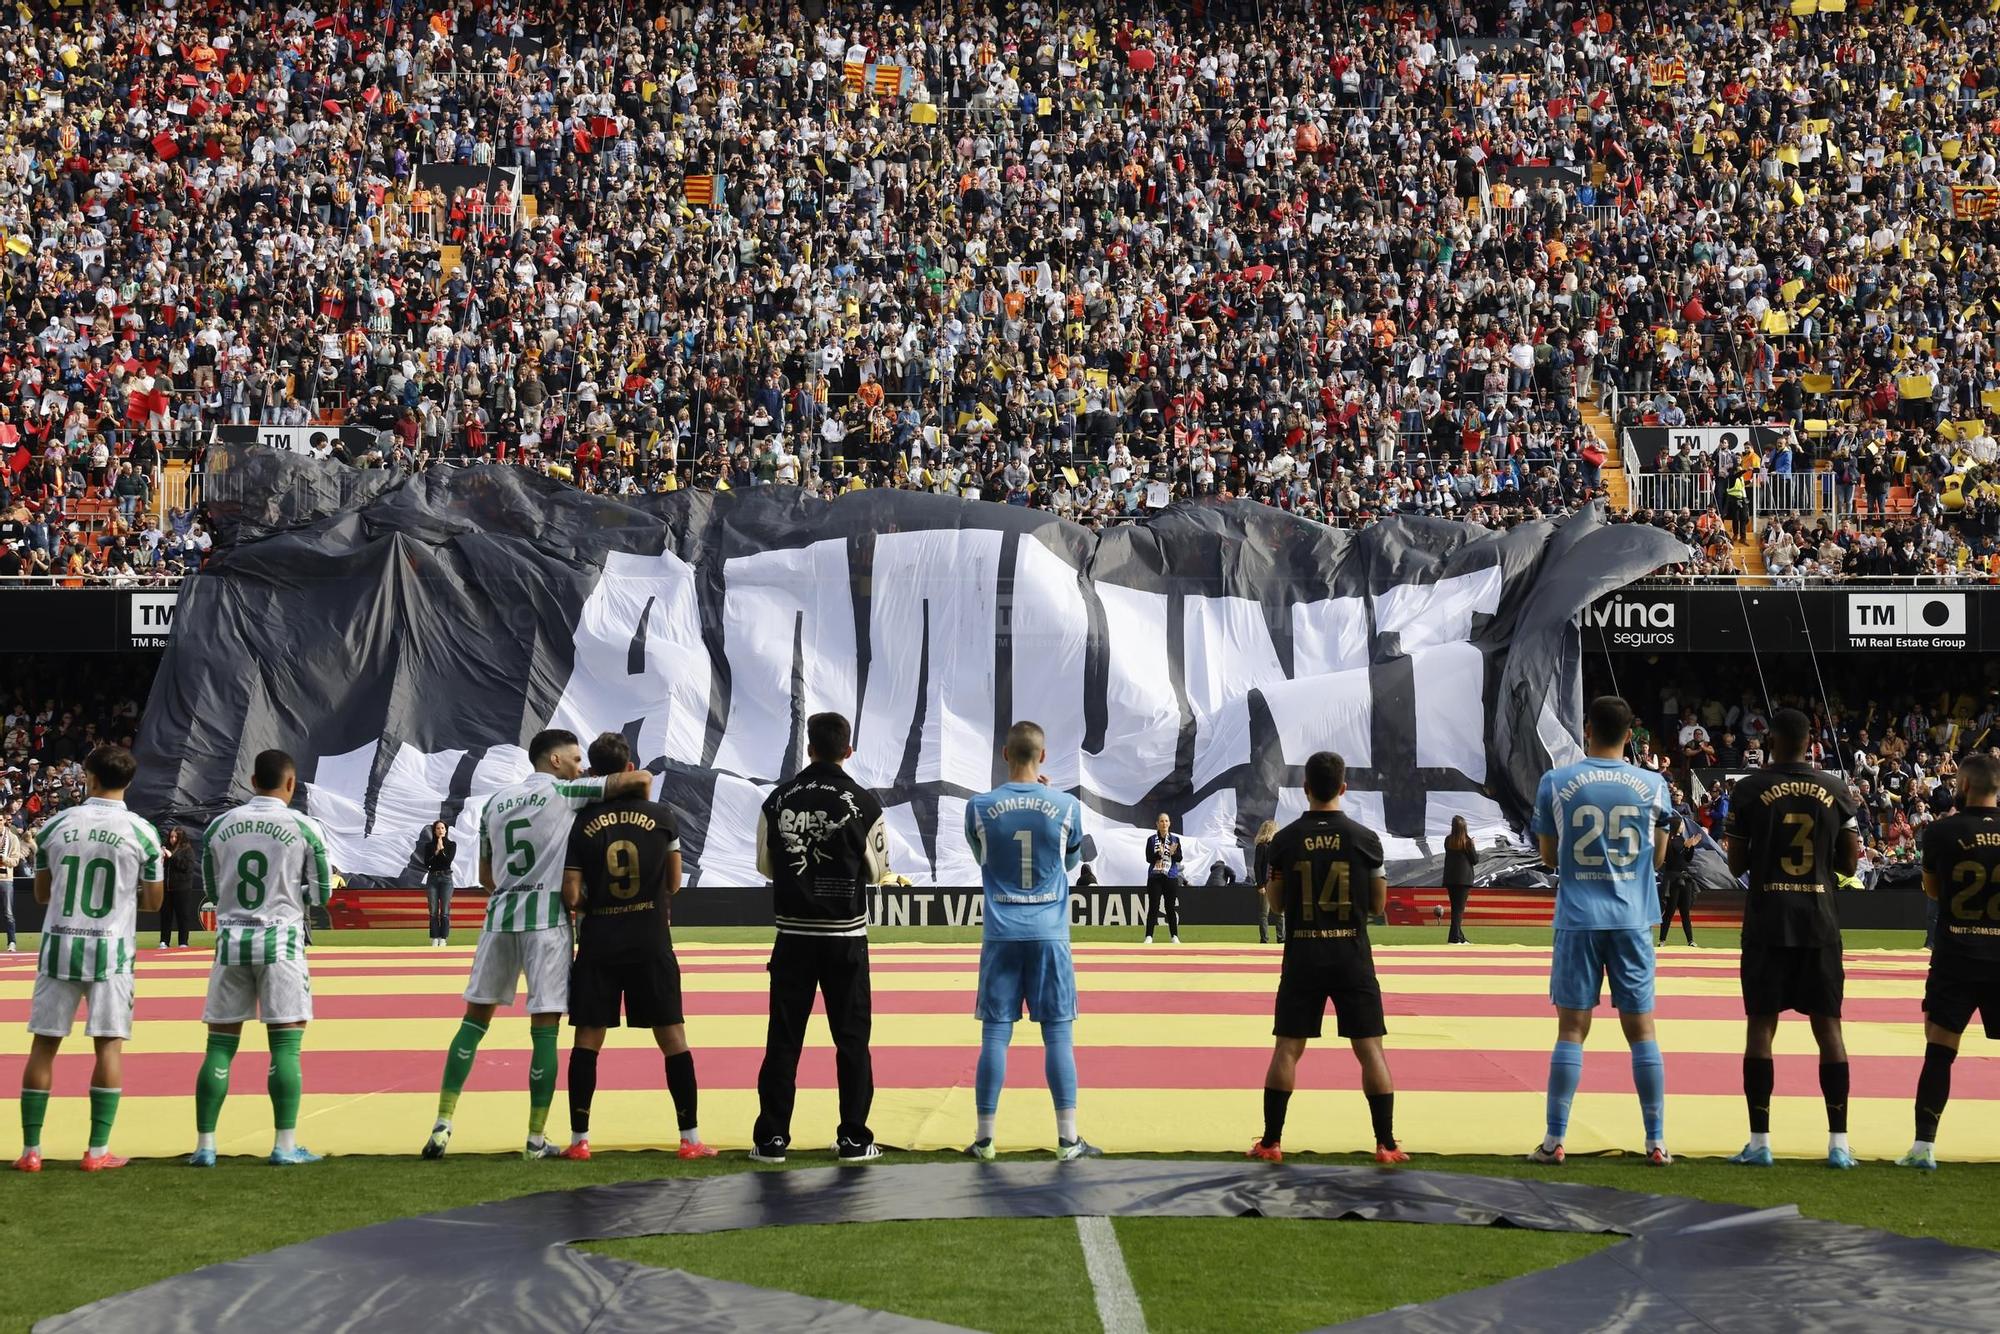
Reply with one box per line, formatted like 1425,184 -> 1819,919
202,957 -> 314,1025
463,926 -> 571,1013
28,973 -> 135,1040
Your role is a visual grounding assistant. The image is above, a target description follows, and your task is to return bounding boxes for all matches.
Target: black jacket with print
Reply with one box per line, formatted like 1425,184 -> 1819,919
756,760 -> 889,936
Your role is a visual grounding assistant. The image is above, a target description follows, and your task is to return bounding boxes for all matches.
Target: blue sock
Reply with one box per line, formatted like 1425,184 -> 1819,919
1546,1040 -> 1584,1142
975,1020 -> 1013,1118
1043,1021 -> 1078,1111
1631,1039 -> 1666,1143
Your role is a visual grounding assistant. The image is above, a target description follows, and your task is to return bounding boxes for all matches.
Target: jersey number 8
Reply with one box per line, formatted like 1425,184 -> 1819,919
1570,805 -> 1644,869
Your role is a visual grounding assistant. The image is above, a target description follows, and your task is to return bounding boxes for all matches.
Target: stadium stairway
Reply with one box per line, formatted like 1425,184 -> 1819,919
1579,397 -> 1629,511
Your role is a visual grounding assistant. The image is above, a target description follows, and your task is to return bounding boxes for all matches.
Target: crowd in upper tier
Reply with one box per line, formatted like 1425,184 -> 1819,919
6,0 -> 2000,579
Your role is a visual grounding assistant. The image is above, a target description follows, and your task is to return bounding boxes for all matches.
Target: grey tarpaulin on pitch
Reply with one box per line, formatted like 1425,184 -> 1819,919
38,1162 -> 2000,1333
134,447 -> 1682,887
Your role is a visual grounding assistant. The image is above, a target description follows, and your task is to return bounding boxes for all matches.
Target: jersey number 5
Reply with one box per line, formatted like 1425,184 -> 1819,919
503,818 -> 534,879
1571,805 -> 1644,869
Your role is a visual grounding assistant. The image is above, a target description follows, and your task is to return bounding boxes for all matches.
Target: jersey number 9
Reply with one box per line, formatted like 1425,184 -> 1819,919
1570,805 -> 1644,869
606,839 -> 641,900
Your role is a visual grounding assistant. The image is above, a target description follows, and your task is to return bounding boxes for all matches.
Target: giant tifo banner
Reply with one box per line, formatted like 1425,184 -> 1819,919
130,447 -> 1681,888
1622,424 -> 1790,471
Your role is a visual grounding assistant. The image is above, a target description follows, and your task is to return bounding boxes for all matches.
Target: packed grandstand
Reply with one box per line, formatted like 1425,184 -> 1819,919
1,0 -> 1999,584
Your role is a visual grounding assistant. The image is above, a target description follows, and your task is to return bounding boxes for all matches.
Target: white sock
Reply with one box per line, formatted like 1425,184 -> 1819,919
1911,1139 -> 1935,1155
1057,1109 -> 1077,1143
88,1142 -> 108,1156
527,1133 -> 546,1149
571,1131 -> 589,1147
1829,1132 -> 1850,1153
976,1112 -> 996,1142
1540,1133 -> 1562,1153
433,1117 -> 452,1131
275,1128 -> 297,1153
1748,1131 -> 1771,1151
196,1132 -> 216,1153
681,1126 -> 701,1145
1646,1138 -> 1666,1153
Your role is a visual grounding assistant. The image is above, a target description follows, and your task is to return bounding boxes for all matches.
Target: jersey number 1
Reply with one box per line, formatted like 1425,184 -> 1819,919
1014,830 -> 1035,890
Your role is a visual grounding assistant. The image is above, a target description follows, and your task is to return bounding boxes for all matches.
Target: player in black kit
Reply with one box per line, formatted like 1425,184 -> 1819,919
1900,753 -> 2000,1170
557,733 -> 715,1161
1247,751 -> 1407,1165
1724,708 -> 1861,1169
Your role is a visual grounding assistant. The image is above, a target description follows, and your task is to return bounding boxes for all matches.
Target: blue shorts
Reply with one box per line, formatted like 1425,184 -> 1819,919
975,938 -> 1077,1023
1550,928 -> 1656,1014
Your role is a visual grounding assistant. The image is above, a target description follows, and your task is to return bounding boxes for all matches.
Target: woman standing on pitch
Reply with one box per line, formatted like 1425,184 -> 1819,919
1252,820 -> 1284,945
1442,816 -> 1479,944
1143,814 -> 1183,944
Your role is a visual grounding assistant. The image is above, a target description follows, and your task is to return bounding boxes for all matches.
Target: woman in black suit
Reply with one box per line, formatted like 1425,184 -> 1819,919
1442,816 -> 1479,944
1252,819 -> 1283,944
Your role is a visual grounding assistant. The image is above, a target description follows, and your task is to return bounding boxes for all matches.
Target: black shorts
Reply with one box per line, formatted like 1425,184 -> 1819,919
1923,952 -> 2000,1039
569,948 -> 684,1029
1740,941 -> 1844,1018
1273,950 -> 1386,1040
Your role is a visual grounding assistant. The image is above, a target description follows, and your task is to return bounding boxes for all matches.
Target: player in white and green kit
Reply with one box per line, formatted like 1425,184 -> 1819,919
189,750 -> 333,1168
422,728 -> 650,1160
15,746 -> 163,1173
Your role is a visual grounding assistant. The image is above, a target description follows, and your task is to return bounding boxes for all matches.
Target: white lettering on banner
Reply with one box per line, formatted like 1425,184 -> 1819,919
546,551 -> 710,767
851,530 -> 1001,791
1184,596 -> 1287,791
711,540 -> 858,779
300,531 -> 1516,889
1587,598 -> 1677,630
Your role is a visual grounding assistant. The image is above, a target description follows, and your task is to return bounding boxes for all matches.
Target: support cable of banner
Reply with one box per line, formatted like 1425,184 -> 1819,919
1791,582 -> 1850,783
1732,579 -> 1775,721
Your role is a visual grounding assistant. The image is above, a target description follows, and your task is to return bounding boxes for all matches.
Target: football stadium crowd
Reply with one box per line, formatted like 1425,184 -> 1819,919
4,0 -> 2000,573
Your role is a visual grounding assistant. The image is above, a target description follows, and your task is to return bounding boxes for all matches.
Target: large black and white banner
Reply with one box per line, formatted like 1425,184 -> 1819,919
132,448 -> 1680,887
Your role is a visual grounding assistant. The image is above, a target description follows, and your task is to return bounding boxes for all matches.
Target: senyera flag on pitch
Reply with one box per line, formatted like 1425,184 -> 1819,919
132,447 -> 1682,889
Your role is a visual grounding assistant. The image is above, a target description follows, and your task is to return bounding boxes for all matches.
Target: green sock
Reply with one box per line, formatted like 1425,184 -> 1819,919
195,1032 -> 241,1135
19,1088 -> 48,1152
87,1087 -> 121,1154
527,1025 -> 558,1140
436,1019 -> 488,1121
267,1029 -> 304,1132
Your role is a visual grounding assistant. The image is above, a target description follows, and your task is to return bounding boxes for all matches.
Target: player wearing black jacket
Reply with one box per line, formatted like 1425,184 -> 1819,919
1901,753 -> 2000,1169
557,733 -> 714,1162
749,712 -> 890,1164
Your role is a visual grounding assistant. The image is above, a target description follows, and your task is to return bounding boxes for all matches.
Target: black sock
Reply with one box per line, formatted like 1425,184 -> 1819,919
1916,1043 -> 1957,1142
1261,1086 -> 1291,1147
1366,1091 -> 1396,1148
666,1050 -> 698,1133
1819,1060 -> 1850,1135
568,1047 -> 599,1136
1744,1056 -> 1775,1135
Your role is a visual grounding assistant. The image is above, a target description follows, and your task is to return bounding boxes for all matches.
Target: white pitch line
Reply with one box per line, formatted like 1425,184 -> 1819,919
1075,1215 -> 1148,1334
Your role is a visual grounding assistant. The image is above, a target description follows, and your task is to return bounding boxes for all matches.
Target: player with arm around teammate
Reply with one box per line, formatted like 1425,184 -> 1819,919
1530,695 -> 1675,1167
14,745 -> 164,1172
962,720 -> 1098,1161
558,732 -> 715,1162
187,749 -> 334,1167
1899,752 -> 2000,1170
1724,707 -> 1861,1169
422,728 -> 651,1161
1247,751 -> 1408,1164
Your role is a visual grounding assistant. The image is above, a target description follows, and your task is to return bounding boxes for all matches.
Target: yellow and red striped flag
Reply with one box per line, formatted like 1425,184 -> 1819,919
843,61 -> 865,94
873,63 -> 904,98
684,174 -> 716,208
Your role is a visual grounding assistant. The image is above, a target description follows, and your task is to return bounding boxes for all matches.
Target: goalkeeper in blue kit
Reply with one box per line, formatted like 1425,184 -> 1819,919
962,721 -> 1099,1161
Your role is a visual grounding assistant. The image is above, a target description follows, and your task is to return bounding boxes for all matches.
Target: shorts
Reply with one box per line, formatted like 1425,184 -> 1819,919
202,957 -> 313,1025
569,949 -> 684,1029
975,938 -> 1076,1024
1273,953 -> 1387,1040
1739,940 -> 1844,1018
1922,952 -> 2000,1038
28,973 -> 134,1039
463,925 -> 572,1013
1551,928 -> 1656,1013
